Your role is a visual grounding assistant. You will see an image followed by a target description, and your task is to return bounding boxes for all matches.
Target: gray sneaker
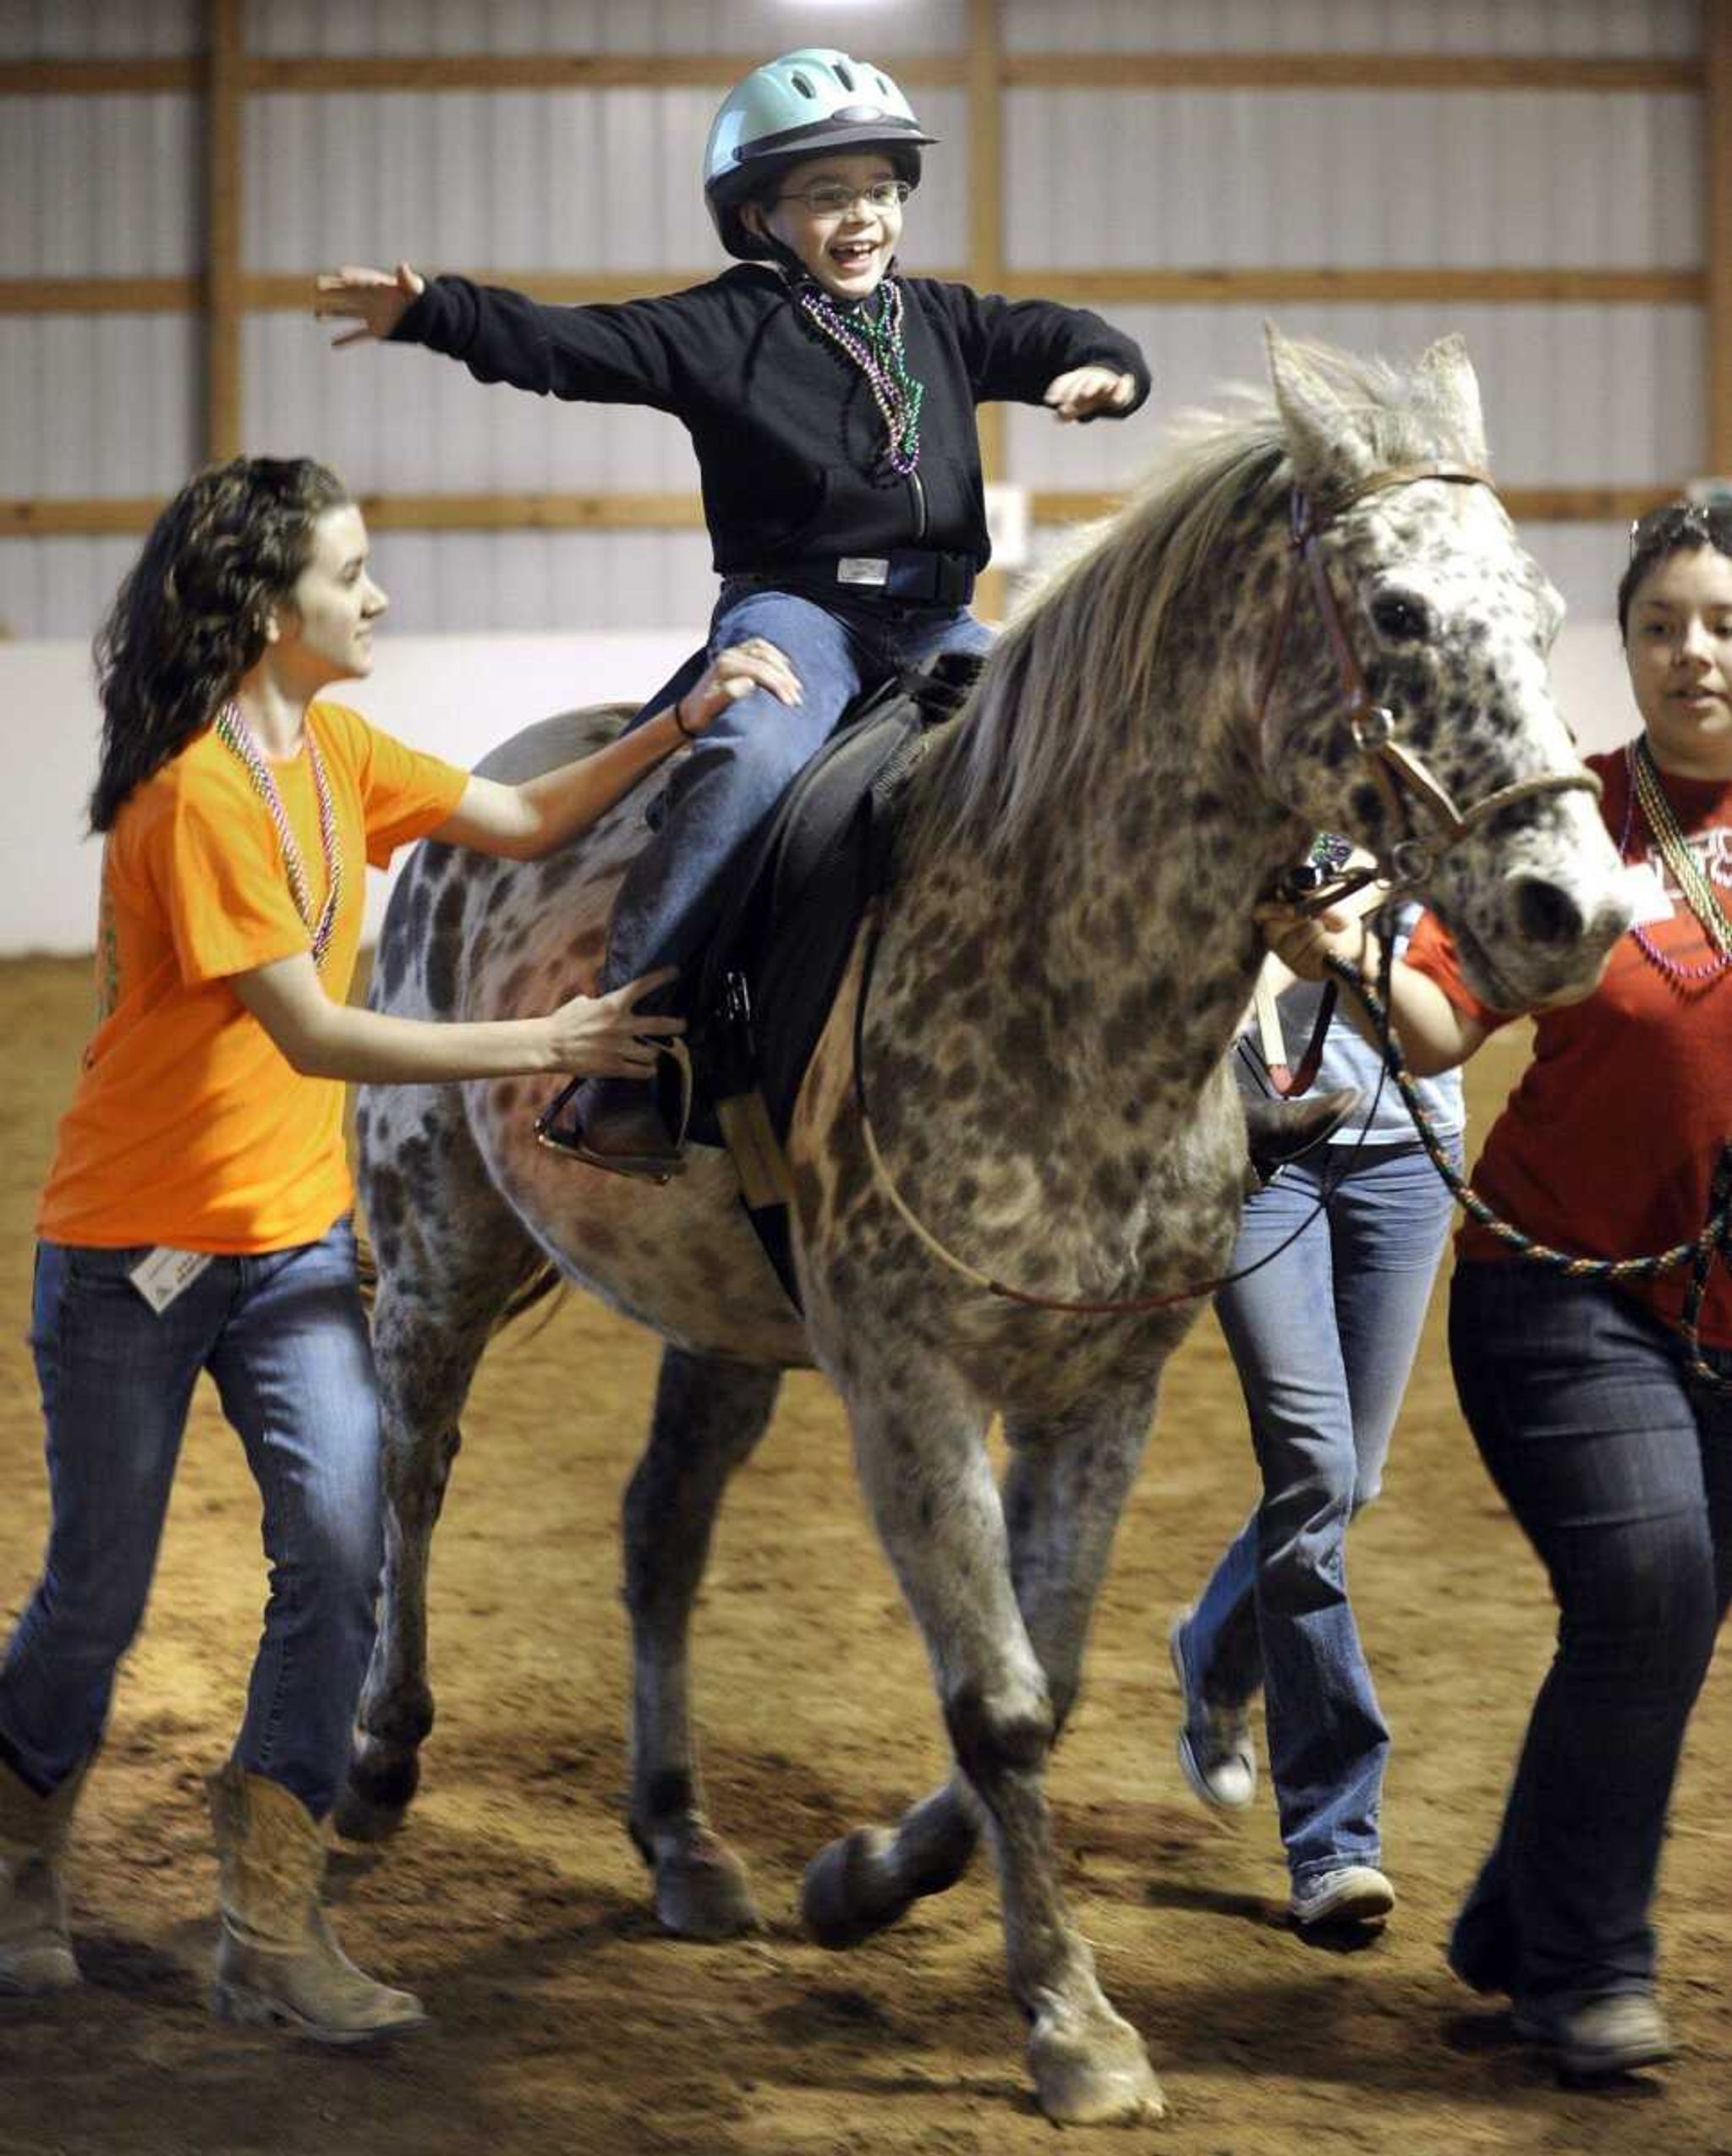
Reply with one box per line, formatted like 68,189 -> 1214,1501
1168,1613 -> 1255,1811
1513,1992 -> 1674,2079
1289,1863 -> 1395,1932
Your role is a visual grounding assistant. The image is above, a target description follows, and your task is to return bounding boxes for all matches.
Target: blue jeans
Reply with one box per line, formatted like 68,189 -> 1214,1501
0,1221 -> 383,1819
602,583 -> 994,993
1446,1263 -> 1732,2011
1178,1137 -> 1460,1883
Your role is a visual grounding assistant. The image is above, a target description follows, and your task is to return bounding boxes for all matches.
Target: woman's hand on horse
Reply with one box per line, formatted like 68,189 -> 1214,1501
545,968 -> 684,1078
315,262 -> 426,347
674,641 -> 803,737
1044,367 -> 1138,423
1253,902 -> 1368,983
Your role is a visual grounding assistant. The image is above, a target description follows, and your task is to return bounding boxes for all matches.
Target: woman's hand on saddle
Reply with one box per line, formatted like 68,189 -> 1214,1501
1254,902 -> 1369,984
314,262 -> 426,347
545,968 -> 684,1078
672,639 -> 803,737
1044,366 -> 1139,423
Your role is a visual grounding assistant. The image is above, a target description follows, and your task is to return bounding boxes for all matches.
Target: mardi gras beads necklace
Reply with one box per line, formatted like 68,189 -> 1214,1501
215,701 -> 343,970
1620,735 -> 1732,983
797,277 -> 925,478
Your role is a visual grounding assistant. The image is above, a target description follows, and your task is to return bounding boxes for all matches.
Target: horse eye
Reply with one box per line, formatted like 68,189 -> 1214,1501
1371,592 -> 1431,641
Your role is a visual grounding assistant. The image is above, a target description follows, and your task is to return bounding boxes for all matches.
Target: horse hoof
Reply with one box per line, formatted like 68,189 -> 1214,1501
800,1827 -> 907,1950
1029,2009 -> 1165,2127
655,1838 -> 763,1941
332,1783 -> 408,1844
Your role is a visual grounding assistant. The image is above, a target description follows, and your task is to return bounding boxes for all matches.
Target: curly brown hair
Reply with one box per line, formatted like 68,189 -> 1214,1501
1617,500 -> 1732,639
88,456 -> 353,831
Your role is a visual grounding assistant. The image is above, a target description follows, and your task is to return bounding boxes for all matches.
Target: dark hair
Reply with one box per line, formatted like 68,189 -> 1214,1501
87,456 -> 352,831
1617,499 -> 1732,639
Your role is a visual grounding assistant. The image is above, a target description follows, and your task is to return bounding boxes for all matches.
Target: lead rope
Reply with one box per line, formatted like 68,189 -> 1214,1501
1325,948 -> 1732,1391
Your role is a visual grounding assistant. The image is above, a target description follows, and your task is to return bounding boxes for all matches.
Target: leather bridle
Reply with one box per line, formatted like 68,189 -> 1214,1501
1254,463 -> 1601,909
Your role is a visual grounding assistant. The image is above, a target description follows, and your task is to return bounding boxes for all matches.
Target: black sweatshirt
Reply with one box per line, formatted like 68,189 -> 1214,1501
390,266 -> 1151,573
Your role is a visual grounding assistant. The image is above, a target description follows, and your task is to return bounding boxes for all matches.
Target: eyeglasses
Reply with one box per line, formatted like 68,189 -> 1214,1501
772,178 -> 912,217
1628,501 -> 1732,558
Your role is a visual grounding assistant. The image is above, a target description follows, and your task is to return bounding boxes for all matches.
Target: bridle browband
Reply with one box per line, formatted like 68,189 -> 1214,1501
1255,462 -> 1600,908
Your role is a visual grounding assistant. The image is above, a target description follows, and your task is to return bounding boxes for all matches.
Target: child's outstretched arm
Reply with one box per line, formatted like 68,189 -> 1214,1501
316,261 -> 426,346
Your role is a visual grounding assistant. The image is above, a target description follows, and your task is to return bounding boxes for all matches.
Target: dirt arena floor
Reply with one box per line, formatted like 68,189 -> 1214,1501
0,950 -> 1727,2156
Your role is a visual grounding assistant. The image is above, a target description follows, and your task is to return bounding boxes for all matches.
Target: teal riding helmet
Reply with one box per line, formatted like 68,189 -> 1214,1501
704,48 -> 937,261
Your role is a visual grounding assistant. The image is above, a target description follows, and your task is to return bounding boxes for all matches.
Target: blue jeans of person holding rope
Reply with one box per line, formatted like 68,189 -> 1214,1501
1445,1262 -> 1732,2016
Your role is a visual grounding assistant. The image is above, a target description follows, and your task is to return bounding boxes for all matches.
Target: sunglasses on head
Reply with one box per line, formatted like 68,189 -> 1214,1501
1627,500 -> 1732,557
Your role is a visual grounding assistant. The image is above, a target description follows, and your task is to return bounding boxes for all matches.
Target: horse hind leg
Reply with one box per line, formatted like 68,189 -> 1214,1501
815,1365 -> 1162,2127
624,1347 -> 781,1939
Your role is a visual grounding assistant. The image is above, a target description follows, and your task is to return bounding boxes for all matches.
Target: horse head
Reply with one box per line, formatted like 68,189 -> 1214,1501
1259,326 -> 1631,1012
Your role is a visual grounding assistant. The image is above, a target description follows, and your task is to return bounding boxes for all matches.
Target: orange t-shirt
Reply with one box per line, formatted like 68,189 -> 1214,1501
37,700 -> 468,1253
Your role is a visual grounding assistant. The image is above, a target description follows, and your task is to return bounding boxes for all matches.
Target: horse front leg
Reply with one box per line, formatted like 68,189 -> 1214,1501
623,1347 -> 781,1939
830,1360 -> 1163,2127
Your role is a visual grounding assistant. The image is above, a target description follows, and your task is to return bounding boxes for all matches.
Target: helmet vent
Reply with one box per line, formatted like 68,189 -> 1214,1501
791,70 -> 816,98
835,61 -> 855,89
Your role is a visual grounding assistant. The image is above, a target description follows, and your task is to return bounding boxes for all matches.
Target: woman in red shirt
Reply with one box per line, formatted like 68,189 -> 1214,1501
1263,502 -> 1732,2082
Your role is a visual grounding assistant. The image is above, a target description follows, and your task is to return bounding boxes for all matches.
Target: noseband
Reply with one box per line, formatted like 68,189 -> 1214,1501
1254,464 -> 1600,901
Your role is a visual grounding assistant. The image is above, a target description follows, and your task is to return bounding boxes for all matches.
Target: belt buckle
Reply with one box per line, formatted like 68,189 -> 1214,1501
837,557 -> 890,589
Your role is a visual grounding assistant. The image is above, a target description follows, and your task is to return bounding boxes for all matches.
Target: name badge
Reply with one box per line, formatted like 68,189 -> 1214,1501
837,557 -> 890,588
129,1246 -> 214,1314
1620,862 -> 1674,927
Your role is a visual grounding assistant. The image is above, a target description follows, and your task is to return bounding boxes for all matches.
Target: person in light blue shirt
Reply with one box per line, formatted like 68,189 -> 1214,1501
1165,893 -> 1465,1934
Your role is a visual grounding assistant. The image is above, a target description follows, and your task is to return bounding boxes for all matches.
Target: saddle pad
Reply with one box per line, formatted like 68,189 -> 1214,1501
683,651 -> 984,1153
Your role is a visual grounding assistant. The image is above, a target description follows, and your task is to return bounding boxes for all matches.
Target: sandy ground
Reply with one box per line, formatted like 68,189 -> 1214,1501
0,950 -> 1726,2156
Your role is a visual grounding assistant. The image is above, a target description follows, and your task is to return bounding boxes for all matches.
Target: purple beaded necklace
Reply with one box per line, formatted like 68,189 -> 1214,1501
1620,736 -> 1732,984
797,277 -> 925,478
215,700 -> 343,971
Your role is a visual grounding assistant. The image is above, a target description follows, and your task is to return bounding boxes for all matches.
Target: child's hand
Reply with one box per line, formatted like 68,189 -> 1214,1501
1044,366 -> 1137,423
314,262 -> 426,348
673,639 -> 803,737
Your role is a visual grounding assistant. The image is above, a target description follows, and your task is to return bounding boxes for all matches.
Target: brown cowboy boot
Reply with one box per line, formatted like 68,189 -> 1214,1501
207,1763 -> 426,2044
0,1755 -> 85,1993
1241,1087 -> 1362,1188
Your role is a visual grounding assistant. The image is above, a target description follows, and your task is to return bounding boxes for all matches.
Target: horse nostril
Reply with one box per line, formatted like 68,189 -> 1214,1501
1511,875 -> 1584,949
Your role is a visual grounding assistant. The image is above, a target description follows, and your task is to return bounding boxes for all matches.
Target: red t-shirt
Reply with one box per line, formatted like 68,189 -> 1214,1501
1406,744 -> 1732,1347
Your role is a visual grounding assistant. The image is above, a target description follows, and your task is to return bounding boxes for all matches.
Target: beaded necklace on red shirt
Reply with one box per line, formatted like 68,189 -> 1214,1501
797,277 -> 924,478
1620,735 -> 1732,982
214,700 -> 343,971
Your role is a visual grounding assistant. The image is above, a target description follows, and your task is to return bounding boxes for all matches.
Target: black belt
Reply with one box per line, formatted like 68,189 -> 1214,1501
731,550 -> 977,608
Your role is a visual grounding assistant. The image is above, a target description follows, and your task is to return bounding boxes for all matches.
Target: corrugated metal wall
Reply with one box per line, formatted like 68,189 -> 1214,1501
0,0 -> 1709,642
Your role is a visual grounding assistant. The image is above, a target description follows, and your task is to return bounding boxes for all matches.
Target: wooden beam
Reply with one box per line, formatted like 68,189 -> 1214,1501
204,0 -> 244,462
1000,52 -> 1696,91
0,58 -> 198,93
354,492 -> 708,531
1029,486 -> 1678,527
1707,0 -> 1732,474
968,0 -> 1007,620
244,52 -> 967,93
3,487 -> 1674,541
0,277 -> 199,314
1000,267 -> 1703,306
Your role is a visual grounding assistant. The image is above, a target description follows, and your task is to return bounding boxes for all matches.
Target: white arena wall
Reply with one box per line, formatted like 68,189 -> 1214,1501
0,620 -> 1637,957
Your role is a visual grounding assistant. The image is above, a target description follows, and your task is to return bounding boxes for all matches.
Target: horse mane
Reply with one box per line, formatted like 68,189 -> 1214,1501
918,338 -> 1477,863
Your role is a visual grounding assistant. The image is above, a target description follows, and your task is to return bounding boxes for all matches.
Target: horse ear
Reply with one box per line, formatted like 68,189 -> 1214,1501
1264,321 -> 1378,491
1413,334 -> 1488,468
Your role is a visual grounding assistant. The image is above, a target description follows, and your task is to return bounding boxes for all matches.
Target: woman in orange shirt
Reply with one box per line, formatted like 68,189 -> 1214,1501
0,456 -> 796,2043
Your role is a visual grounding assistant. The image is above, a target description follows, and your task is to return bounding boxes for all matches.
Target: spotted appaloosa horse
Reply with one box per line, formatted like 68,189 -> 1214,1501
346,332 -> 1630,2125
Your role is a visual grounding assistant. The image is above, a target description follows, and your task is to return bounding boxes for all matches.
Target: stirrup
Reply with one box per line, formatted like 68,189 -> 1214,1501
534,1041 -> 693,1185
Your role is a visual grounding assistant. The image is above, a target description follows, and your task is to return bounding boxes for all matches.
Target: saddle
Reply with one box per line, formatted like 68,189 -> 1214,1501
679,650 -> 985,1307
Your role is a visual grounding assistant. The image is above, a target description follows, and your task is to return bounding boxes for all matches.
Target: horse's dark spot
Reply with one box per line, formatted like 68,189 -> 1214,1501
945,1680 -> 1053,1788
426,880 -> 467,1014
368,1166 -> 407,1239
418,843 -> 453,886
496,1080 -> 521,1112
942,1060 -> 980,1102
643,1769 -> 696,1824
